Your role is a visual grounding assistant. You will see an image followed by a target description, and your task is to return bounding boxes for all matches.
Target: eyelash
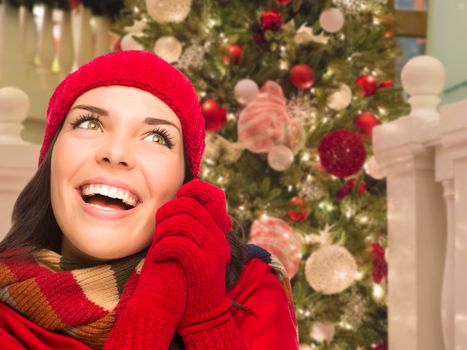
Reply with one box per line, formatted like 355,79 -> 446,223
69,113 -> 175,149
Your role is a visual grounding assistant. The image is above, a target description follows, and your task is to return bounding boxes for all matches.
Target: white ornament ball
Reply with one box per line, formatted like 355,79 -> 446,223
234,79 -> 259,105
146,0 -> 192,23
366,156 -> 385,179
319,8 -> 345,33
121,33 -> 143,51
310,322 -> 336,343
305,245 -> 357,295
153,36 -> 183,63
268,145 -> 294,171
327,83 -> 352,111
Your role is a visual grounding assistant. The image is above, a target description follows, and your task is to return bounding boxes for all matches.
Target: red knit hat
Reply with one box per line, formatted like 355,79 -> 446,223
39,50 -> 206,178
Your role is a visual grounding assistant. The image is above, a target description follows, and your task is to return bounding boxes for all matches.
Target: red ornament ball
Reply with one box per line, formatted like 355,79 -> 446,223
356,74 -> 378,96
318,130 -> 367,177
290,64 -> 315,90
371,243 -> 388,283
286,196 -> 311,221
201,99 -> 227,133
260,10 -> 283,31
355,112 -> 381,137
276,0 -> 293,4
223,44 -> 243,64
336,179 -> 366,201
378,79 -> 393,89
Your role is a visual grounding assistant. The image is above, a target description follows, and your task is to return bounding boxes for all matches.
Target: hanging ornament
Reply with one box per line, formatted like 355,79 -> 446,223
354,112 -> 380,137
145,0 -> 192,23
305,245 -> 358,294
176,40 -> 205,70
268,145 -> 294,171
336,179 -> 366,202
318,130 -> 366,177
341,289 -> 367,329
295,23 -> 329,45
260,10 -> 283,31
249,216 -> 302,278
276,0 -> 292,4
355,74 -> 377,96
234,79 -> 259,104
290,64 -> 315,90
153,36 -> 182,63
371,243 -> 388,283
309,322 -> 335,343
237,81 -> 291,153
366,156 -> 385,179
287,94 -> 317,125
201,99 -> 227,133
378,79 -> 394,89
120,33 -> 144,51
287,196 -> 311,221
327,83 -> 352,111
223,43 -> 243,64
319,8 -> 345,33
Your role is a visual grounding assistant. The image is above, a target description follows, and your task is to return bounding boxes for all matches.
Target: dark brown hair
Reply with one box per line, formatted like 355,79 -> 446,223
0,127 -> 249,350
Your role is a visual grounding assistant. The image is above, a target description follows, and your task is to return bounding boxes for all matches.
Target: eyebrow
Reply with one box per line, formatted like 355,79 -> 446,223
70,104 -> 181,134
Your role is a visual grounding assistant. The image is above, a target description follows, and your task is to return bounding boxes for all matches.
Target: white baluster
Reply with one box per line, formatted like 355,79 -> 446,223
19,5 -> 37,63
94,15 -> 110,57
0,87 -> 30,144
37,5 -> 55,69
58,9 -> 74,74
437,97 -> 467,350
71,4 -> 94,68
373,55 -> 447,350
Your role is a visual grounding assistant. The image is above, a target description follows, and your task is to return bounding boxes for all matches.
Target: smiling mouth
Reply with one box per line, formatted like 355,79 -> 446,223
82,194 -> 134,210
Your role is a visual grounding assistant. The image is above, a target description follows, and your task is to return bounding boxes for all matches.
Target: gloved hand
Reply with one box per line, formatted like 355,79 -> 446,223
149,180 -> 242,347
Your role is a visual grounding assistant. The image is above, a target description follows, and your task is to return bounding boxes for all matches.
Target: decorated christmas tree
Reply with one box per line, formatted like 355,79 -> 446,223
113,0 -> 409,348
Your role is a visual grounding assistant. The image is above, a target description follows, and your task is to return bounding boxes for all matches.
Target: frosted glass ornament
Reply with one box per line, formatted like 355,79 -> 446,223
153,36 -> 183,63
146,0 -> 192,23
268,145 -> 294,171
234,79 -> 259,104
327,83 -> 352,111
310,322 -> 335,343
121,33 -> 143,51
319,8 -> 345,33
305,245 -> 357,295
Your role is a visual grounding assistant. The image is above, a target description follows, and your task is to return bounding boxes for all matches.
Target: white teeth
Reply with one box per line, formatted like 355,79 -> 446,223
108,187 -> 118,199
81,183 -> 139,208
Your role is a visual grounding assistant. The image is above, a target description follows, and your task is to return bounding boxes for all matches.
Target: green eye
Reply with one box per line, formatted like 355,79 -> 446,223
80,120 -> 101,131
144,133 -> 166,145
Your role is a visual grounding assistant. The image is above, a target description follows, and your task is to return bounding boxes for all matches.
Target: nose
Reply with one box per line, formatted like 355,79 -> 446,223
95,134 -> 135,169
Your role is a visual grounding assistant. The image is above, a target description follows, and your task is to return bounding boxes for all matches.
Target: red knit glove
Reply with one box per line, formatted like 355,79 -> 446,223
151,180 -> 246,349
103,258 -> 187,350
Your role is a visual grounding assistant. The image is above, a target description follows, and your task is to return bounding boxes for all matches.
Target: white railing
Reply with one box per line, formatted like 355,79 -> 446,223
373,55 -> 467,349
0,1 -> 112,125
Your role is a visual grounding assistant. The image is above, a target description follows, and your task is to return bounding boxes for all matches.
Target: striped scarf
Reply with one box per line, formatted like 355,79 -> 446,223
0,244 -> 296,349
0,247 -> 147,349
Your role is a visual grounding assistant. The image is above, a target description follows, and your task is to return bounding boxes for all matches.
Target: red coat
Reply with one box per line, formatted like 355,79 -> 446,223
0,258 -> 299,349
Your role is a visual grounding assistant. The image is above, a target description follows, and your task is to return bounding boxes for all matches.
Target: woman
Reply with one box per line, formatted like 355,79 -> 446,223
0,50 -> 299,349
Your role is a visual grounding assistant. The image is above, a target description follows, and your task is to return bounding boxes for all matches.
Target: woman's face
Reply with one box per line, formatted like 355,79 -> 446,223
51,86 -> 185,263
